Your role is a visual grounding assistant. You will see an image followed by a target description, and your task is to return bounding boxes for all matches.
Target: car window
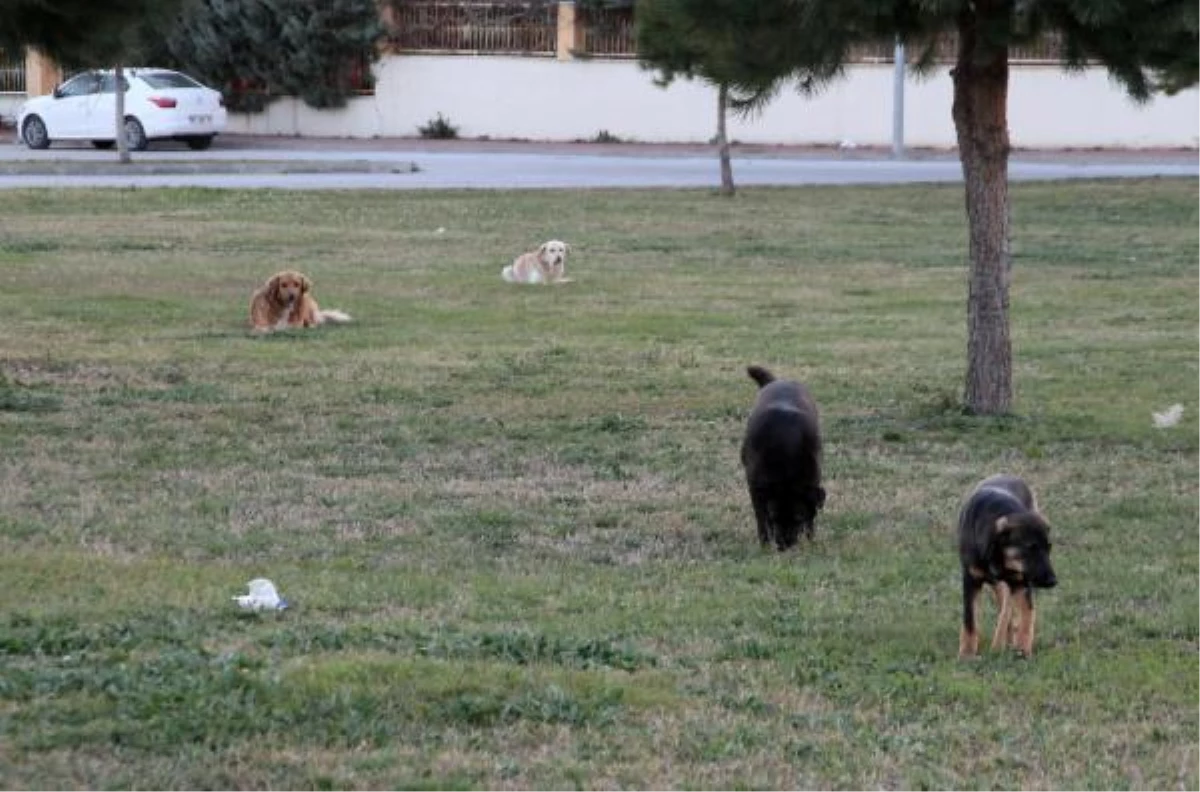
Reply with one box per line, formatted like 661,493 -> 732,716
58,73 -> 100,98
98,74 -> 130,94
138,71 -> 203,89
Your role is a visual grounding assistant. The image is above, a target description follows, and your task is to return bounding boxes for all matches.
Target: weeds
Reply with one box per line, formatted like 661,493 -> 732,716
417,112 -> 459,139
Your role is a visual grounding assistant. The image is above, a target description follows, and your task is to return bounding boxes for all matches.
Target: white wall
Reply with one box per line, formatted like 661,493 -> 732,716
0,95 -> 22,126
227,54 -> 1199,149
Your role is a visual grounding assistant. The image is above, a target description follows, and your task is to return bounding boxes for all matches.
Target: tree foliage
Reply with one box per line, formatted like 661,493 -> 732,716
270,0 -> 383,109
0,0 -> 182,67
0,0 -> 186,162
145,0 -> 275,112
636,0 -> 862,195
148,0 -> 383,112
1142,9 -> 1200,95
635,0 -> 853,114
853,0 -> 1196,413
847,0 -> 1198,100
639,0 -> 1196,413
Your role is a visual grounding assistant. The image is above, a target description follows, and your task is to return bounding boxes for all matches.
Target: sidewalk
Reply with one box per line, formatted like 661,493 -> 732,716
1,130 -> 1194,189
2,126 -> 1196,166
214,133 -> 1200,165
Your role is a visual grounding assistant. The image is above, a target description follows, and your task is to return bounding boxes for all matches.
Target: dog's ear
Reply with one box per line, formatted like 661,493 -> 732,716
985,516 -> 1013,562
266,273 -> 283,299
300,274 -> 312,294
746,365 -> 776,388
538,242 -> 549,255
813,487 -> 827,511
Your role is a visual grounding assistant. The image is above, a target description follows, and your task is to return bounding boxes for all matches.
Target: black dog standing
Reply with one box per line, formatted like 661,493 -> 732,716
741,365 -> 826,551
957,474 -> 1057,659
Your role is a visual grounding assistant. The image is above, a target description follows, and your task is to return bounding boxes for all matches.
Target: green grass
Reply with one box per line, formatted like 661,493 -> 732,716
0,180 -> 1195,789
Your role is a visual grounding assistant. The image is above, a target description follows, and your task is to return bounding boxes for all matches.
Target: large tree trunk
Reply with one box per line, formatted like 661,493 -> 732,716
951,5 -> 1012,415
716,82 -> 735,197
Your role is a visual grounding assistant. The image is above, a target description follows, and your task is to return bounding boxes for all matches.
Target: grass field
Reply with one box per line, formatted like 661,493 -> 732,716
0,179 -> 1196,790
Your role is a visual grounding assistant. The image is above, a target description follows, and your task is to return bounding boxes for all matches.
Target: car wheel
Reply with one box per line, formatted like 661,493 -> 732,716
184,135 -> 213,151
22,115 -> 50,149
92,140 -> 115,150
123,117 -> 148,151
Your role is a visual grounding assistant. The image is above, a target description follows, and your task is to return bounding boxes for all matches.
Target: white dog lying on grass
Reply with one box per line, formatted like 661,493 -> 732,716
502,239 -> 573,284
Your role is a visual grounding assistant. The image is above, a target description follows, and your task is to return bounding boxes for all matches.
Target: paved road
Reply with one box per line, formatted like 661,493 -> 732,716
0,134 -> 1194,190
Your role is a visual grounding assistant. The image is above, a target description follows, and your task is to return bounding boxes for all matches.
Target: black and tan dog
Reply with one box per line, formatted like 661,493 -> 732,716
957,474 -> 1057,659
741,365 -> 826,551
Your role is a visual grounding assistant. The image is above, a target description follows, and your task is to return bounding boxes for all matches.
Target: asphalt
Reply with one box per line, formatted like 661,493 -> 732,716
225,133 -> 1200,164
0,130 -> 1194,189
3,130 -> 1198,167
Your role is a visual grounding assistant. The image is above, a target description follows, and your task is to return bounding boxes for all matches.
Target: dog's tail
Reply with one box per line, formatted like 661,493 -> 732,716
319,309 -> 352,324
501,265 -> 516,283
746,365 -> 776,388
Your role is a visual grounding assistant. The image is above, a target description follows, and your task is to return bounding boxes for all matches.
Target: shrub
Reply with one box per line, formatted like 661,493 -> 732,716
418,113 -> 459,140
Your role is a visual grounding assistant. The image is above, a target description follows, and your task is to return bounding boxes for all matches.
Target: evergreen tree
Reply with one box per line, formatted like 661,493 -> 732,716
148,0 -> 278,113
857,0 -> 1197,414
0,0 -> 180,66
641,0 -> 1196,414
152,0 -> 382,112
0,0 -> 185,162
273,0 -> 382,109
1145,28 -> 1200,95
635,0 -> 847,196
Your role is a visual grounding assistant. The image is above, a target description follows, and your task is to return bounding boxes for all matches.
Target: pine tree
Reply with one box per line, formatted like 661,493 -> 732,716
147,0 -> 277,113
1,0 -> 185,162
0,0 -> 180,66
641,0 -> 1196,414
636,0 -> 845,196
152,0 -> 383,112
272,0 -> 383,109
860,0 -> 1197,414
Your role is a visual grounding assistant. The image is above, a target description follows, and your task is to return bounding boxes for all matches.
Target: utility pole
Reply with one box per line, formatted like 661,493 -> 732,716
892,38 -> 905,159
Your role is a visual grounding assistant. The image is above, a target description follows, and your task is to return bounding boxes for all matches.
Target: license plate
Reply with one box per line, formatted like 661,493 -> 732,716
189,114 -> 211,123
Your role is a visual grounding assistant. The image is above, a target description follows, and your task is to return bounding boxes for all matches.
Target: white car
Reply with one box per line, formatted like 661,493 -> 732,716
17,68 -> 227,151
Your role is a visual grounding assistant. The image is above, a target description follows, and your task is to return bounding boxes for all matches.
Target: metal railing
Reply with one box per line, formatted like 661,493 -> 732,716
388,1 -> 557,55
852,32 -> 1076,65
0,50 -> 25,93
386,2 -> 1076,64
578,5 -> 635,58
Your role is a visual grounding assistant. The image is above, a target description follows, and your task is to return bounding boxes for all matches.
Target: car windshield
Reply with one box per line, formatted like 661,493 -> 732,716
137,71 -> 203,89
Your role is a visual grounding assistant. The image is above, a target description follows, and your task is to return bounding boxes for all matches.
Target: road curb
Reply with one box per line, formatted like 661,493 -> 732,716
0,159 -> 419,176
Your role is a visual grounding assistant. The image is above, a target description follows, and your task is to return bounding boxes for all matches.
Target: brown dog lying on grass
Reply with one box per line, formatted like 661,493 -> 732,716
957,474 -> 1057,659
248,270 -> 351,333
740,365 -> 826,551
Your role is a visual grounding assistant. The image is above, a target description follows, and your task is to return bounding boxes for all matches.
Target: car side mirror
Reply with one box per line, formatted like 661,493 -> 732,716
52,86 -> 64,99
